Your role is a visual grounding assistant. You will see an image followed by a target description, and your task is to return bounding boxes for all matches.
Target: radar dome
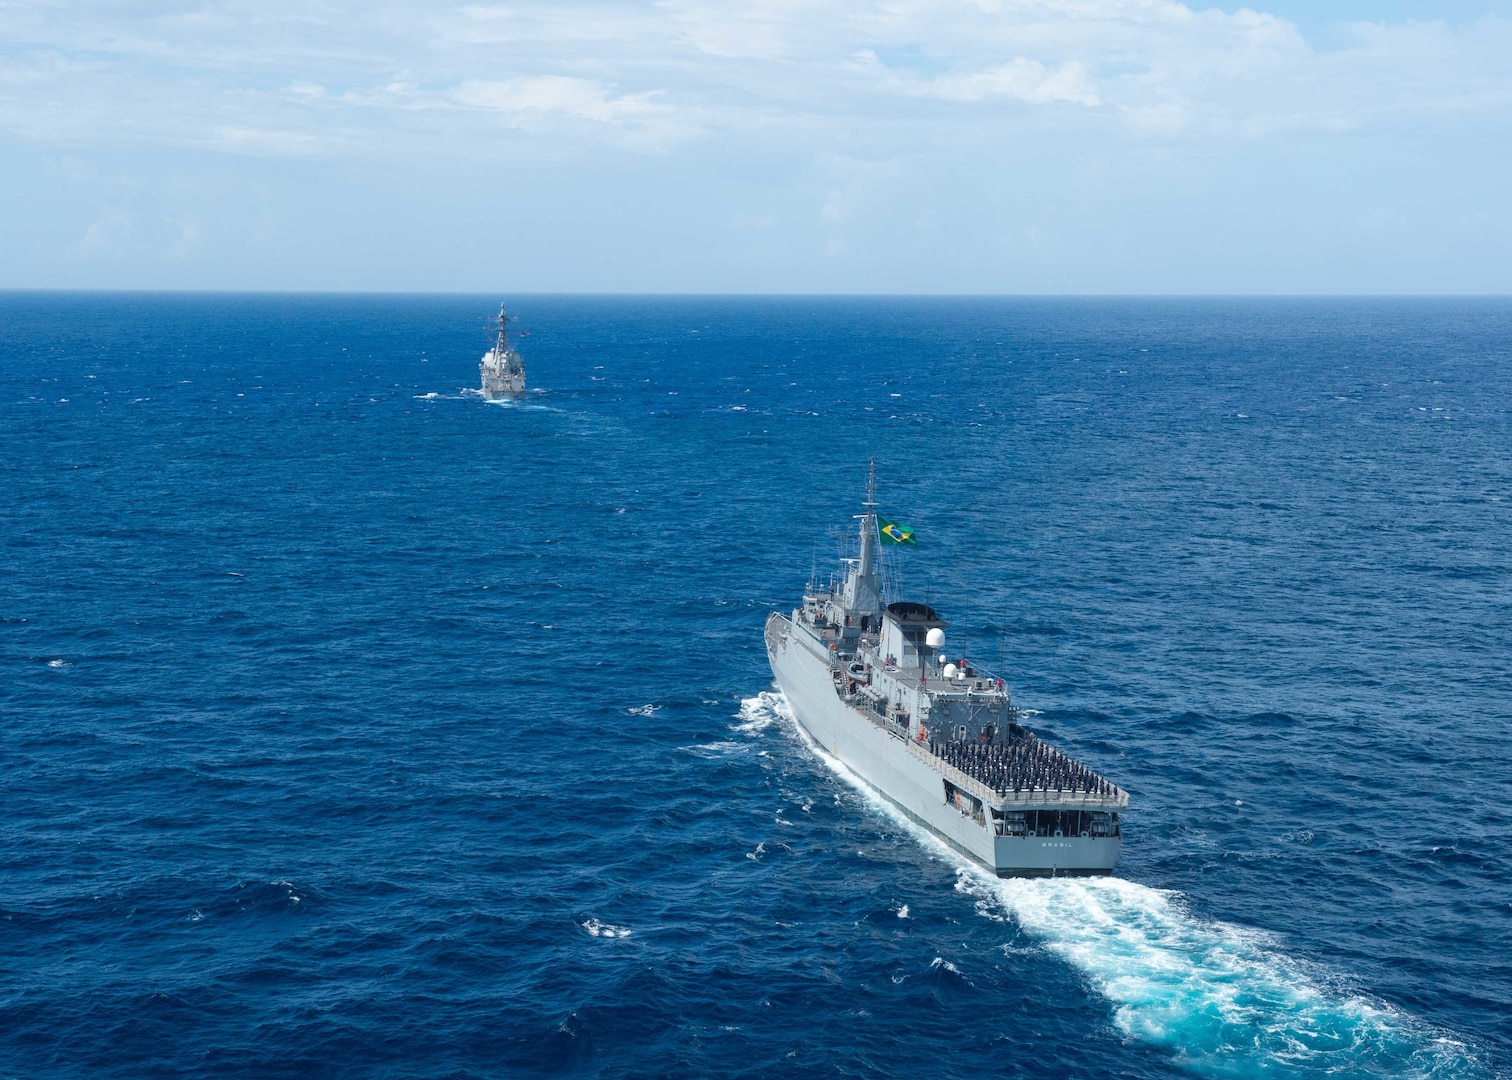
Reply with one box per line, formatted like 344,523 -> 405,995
925,628 -> 945,649
941,663 -> 958,680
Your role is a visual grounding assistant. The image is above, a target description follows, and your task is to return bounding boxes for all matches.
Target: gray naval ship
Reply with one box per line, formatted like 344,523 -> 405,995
479,303 -> 525,399
764,470 -> 1128,877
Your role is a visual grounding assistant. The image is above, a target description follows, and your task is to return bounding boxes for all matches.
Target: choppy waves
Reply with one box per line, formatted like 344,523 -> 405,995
969,874 -> 1484,1079
733,691 -> 785,735
8,295 -> 1510,1078
747,692 -> 1490,1079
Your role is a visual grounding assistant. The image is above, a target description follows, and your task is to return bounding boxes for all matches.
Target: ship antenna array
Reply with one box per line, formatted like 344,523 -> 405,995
866,459 -> 899,605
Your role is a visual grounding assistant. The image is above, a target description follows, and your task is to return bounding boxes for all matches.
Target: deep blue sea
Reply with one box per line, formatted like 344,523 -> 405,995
2,294 -> 1510,1079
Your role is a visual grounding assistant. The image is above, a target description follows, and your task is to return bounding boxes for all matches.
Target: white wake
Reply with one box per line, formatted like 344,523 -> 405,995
737,691 -> 1488,1079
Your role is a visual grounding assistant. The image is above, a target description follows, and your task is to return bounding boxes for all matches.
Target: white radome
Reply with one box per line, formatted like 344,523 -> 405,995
764,464 -> 1127,878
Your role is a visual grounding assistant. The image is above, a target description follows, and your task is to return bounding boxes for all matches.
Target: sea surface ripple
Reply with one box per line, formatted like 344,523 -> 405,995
1,294 -> 1509,1078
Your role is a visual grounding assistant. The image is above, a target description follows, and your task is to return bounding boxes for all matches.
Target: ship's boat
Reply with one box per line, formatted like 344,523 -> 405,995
764,466 -> 1128,877
480,304 -> 525,399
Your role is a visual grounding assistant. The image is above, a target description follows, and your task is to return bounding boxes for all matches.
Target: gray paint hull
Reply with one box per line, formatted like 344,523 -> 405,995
767,615 -> 1120,877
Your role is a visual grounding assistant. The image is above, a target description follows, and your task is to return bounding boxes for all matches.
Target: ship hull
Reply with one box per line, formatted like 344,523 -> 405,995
480,371 -> 525,400
480,339 -> 525,399
766,614 -> 1120,877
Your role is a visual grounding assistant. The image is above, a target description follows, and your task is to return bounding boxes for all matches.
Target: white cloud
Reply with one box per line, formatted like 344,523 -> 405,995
0,0 -> 1506,160
2,0 -> 1511,293
923,59 -> 1101,106
79,208 -> 133,258
657,0 -> 837,60
216,125 -> 320,156
452,76 -> 668,125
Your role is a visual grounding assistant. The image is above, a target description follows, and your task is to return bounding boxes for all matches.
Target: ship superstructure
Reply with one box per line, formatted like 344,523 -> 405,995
764,467 -> 1127,877
479,304 -> 525,399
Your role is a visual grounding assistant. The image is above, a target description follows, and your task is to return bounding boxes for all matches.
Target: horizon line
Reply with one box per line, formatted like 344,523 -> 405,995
3,288 -> 1511,300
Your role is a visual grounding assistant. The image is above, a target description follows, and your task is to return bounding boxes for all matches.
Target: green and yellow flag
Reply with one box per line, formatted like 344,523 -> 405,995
877,515 -> 916,546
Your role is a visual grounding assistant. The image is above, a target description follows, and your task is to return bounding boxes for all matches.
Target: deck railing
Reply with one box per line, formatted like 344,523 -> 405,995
901,736 -> 1128,809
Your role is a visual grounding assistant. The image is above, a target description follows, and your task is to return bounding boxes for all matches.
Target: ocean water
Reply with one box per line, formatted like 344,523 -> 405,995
2,293 -> 1510,1079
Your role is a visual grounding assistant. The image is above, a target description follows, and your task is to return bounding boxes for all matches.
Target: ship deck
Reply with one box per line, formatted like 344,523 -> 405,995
768,610 -> 1127,811
921,729 -> 1128,809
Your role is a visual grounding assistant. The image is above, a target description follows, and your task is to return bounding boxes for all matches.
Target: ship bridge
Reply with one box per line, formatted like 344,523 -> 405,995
767,463 -> 1127,875
877,602 -> 943,671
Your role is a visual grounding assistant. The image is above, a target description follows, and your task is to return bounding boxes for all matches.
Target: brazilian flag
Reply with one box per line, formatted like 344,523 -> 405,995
877,515 -> 917,546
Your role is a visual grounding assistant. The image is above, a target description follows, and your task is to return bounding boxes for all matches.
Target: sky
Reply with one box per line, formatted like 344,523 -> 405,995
1,0 -> 1510,293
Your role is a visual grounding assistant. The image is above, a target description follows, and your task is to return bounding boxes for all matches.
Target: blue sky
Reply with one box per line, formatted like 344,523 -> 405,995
2,1 -> 1509,293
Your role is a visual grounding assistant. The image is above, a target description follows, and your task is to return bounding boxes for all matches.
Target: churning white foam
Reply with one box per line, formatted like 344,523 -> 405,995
581,918 -> 631,938
759,688 -> 1486,1079
962,874 -> 1482,1078
733,692 -> 785,735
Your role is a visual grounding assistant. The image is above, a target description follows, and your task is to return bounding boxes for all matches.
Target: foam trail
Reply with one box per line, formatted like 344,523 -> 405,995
967,875 -> 1484,1079
733,692 -> 784,735
753,690 -> 1488,1080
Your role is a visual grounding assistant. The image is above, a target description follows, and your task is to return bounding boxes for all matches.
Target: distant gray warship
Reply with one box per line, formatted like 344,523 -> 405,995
765,467 -> 1127,877
479,304 -> 525,399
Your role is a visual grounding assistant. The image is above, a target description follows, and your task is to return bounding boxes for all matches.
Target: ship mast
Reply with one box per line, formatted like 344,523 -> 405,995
494,304 -> 509,356
845,459 -> 883,620
859,458 -> 877,581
